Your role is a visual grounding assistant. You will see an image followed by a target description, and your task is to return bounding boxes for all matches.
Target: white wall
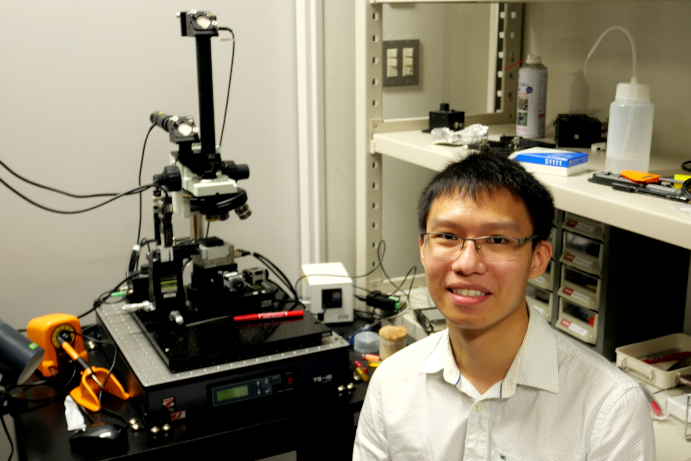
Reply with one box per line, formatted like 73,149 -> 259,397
1,2 -> 300,457
522,1 -> 691,160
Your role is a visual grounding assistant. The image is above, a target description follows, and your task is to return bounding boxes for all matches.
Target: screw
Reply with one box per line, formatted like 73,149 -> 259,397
129,419 -> 141,431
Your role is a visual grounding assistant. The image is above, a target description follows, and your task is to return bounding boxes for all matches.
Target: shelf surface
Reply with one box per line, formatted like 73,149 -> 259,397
371,1 -> 629,3
372,124 -> 691,250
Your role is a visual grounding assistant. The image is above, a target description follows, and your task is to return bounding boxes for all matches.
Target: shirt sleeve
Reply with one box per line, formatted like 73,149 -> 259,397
353,370 -> 391,461
587,385 -> 656,460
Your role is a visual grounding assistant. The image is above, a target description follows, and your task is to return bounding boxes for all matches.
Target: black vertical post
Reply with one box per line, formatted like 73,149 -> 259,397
195,36 -> 216,155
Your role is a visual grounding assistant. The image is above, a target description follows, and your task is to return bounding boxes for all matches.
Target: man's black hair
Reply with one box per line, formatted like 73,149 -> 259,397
417,152 -> 555,245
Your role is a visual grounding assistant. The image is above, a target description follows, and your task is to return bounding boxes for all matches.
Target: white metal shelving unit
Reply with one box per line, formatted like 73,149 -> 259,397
355,0 -> 524,290
356,0 -> 691,293
354,4 -> 691,457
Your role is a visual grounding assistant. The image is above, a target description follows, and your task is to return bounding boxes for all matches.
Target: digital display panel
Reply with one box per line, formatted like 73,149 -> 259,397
216,385 -> 249,402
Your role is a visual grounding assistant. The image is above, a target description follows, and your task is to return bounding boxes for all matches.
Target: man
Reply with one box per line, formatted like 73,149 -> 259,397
353,153 -> 654,460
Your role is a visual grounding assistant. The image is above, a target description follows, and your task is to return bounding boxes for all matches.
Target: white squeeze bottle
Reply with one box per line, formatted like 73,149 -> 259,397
584,26 -> 654,174
605,77 -> 654,173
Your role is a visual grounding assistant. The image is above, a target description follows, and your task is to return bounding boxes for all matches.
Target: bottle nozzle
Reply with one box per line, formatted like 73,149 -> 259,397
583,26 -> 637,82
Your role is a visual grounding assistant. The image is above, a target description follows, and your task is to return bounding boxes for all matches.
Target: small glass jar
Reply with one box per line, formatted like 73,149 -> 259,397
379,325 -> 408,360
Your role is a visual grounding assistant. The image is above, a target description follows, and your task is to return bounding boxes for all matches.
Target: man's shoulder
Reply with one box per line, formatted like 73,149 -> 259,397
554,332 -> 637,392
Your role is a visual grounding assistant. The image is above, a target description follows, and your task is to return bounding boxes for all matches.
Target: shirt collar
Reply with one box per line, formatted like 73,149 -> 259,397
515,306 -> 560,394
420,329 -> 459,383
419,305 -> 560,396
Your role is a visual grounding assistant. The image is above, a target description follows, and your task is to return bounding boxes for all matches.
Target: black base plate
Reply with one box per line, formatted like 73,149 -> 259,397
134,310 -> 332,373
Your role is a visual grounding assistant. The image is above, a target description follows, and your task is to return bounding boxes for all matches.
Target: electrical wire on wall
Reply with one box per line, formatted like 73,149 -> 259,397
0,160 -> 160,215
217,27 -> 236,148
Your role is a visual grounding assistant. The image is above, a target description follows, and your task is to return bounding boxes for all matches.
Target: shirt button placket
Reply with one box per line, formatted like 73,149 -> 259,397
463,401 -> 490,460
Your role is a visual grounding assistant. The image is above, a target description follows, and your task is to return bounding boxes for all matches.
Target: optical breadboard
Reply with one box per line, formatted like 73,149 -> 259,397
96,304 -> 350,419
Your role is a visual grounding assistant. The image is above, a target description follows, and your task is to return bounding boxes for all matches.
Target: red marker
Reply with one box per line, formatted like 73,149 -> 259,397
354,360 -> 369,374
233,311 -> 304,322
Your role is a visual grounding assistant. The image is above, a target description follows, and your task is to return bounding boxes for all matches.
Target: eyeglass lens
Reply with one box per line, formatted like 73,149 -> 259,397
424,234 -> 521,261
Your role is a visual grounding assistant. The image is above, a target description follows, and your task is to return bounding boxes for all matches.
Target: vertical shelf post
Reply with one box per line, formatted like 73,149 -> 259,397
356,1 -> 385,298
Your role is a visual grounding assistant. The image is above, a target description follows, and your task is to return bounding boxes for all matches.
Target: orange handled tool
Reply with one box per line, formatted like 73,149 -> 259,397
620,170 -> 686,185
58,336 -> 129,413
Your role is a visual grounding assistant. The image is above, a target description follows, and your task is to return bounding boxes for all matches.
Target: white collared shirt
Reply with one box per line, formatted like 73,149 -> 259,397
353,307 -> 655,460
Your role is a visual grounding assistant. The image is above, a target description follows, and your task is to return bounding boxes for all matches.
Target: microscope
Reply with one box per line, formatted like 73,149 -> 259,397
91,13 -> 348,421
130,11 -> 277,333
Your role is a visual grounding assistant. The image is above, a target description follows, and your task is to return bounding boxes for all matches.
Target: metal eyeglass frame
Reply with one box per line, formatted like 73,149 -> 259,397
420,233 -> 538,261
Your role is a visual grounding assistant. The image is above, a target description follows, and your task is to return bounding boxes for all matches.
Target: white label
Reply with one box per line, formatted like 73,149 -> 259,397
565,253 -> 593,269
561,318 -> 589,337
534,275 -> 546,285
530,303 -> 545,315
575,222 -> 595,234
570,290 -> 591,304
516,67 -> 548,138
567,322 -> 589,337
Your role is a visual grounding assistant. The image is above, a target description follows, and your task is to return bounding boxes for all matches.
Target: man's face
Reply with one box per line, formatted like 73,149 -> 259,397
419,188 -> 551,333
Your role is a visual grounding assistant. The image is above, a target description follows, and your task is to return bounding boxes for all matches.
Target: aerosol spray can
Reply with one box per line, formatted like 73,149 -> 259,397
516,55 -> 548,138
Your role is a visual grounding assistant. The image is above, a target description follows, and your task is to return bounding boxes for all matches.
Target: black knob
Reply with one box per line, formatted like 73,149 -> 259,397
153,166 -> 182,191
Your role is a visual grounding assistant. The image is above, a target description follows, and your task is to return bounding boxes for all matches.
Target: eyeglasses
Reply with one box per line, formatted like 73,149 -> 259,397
421,232 -> 538,261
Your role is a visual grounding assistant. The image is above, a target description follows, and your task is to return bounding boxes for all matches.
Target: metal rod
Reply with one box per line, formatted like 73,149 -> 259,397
195,36 -> 216,155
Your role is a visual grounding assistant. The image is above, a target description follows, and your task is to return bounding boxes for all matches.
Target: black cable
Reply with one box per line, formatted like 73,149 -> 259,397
78,271 -> 145,319
217,27 -> 236,147
98,407 -> 127,428
682,177 -> 691,201
5,364 -> 78,406
0,160 -> 119,198
682,160 -> 691,172
394,264 -> 418,302
74,333 -> 118,406
257,255 -> 294,294
76,328 -> 122,415
128,238 -> 155,273
1,412 -> 13,461
137,124 -> 156,245
370,242 -> 418,301
76,405 -> 95,425
0,177 -> 155,215
250,252 -> 300,301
